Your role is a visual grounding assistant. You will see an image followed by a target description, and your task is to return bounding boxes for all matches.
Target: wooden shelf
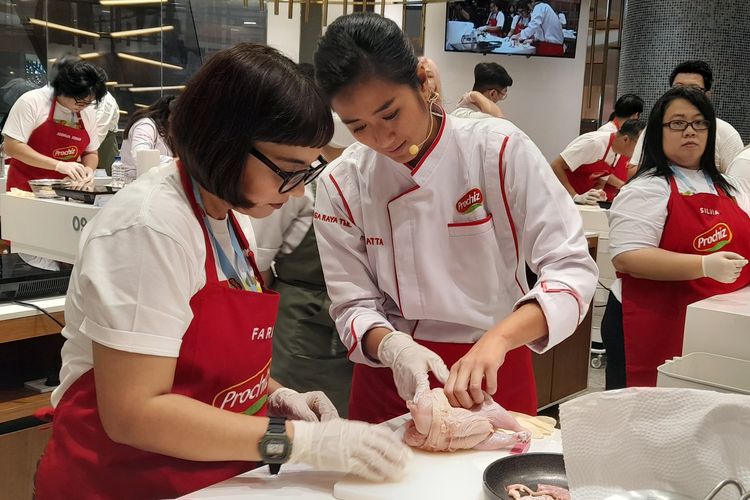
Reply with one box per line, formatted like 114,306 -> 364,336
0,389 -> 50,424
0,311 -> 65,344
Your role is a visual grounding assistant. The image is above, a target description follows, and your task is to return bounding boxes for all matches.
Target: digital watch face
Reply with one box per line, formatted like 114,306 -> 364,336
266,440 -> 286,457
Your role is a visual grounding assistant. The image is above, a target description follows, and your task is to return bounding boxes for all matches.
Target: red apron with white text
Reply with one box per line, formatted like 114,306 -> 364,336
621,176 -> 750,386
34,163 -> 280,500
603,154 -> 631,201
565,132 -> 617,196
6,98 -> 90,192
348,338 -> 537,424
533,41 -> 564,56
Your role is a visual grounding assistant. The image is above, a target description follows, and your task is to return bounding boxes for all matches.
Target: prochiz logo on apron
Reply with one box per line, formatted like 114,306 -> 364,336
693,222 -> 733,252
52,146 -> 79,160
211,359 -> 271,414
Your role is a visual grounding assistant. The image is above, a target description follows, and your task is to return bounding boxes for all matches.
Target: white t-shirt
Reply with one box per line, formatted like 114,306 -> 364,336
727,146 -> 750,179
52,163 -> 259,406
597,121 -> 618,134
250,185 -> 314,272
120,117 -> 173,174
560,131 -> 618,171
629,118 -> 744,173
94,91 -> 120,143
1,87 -> 100,151
608,167 -> 750,301
520,2 -> 564,44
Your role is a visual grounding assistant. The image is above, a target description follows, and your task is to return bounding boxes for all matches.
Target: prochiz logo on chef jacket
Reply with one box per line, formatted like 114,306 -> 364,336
212,359 -> 270,414
693,222 -> 733,253
456,188 -> 484,214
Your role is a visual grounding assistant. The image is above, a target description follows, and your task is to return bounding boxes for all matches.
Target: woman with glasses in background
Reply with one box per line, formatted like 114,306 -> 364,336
2,57 -> 107,190
609,86 -> 750,388
34,44 -> 410,500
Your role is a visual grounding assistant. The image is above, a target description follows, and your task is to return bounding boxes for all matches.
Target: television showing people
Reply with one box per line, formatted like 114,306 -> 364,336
445,0 -> 580,57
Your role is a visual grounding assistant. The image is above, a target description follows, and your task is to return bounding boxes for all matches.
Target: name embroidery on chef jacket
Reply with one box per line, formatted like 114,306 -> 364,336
456,188 -> 484,214
313,210 -> 352,227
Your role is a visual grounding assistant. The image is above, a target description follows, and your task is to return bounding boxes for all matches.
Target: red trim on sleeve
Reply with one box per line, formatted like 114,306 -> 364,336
329,174 -> 355,225
447,213 -> 493,227
407,109 -> 447,177
347,317 -> 359,357
497,136 -> 526,295
541,281 -> 583,323
386,185 -> 421,312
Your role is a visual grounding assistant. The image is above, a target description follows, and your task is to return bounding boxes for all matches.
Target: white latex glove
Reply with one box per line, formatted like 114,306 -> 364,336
701,252 -> 748,283
54,161 -> 89,182
289,419 -> 411,482
573,188 -> 606,205
378,331 -> 450,402
267,387 -> 339,422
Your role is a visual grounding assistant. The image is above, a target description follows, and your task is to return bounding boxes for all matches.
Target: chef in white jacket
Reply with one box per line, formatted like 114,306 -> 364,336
314,13 -> 597,424
727,146 -> 750,178
512,1 -> 564,56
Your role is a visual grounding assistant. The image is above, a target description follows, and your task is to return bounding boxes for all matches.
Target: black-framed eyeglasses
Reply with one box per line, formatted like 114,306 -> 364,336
250,148 -> 328,194
662,119 -> 710,131
73,96 -> 96,106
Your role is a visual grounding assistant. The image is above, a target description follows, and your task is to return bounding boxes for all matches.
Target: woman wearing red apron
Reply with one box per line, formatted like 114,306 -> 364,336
3,59 -> 107,191
314,15 -> 597,426
610,86 -> 750,387
550,120 -> 643,205
33,44 -> 410,500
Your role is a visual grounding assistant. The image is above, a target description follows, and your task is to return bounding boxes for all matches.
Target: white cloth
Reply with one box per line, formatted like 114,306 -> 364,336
250,185 -> 314,272
52,162 -> 259,406
597,120 -> 618,134
559,131 -> 618,171
559,388 -> 750,500
557,12 -> 567,26
314,115 -> 598,366
1,86 -> 100,151
608,167 -> 750,258
94,91 -> 119,143
629,117 -> 744,173
519,2 -> 563,44
120,117 -> 173,174
450,104 -> 494,120
727,145 -> 750,179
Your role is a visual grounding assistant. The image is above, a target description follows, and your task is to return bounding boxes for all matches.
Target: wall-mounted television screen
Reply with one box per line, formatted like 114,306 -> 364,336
445,0 -> 581,58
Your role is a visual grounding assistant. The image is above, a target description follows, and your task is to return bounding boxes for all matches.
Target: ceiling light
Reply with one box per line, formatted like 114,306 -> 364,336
118,109 -> 129,115
100,0 -> 168,6
128,85 -> 186,92
105,81 -> 118,86
48,52 -> 102,63
134,103 -> 149,108
117,52 -> 183,70
243,21 -> 257,25
28,18 -> 100,38
110,25 -> 174,37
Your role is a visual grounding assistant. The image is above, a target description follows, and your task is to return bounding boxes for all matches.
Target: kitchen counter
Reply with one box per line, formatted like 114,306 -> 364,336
179,415 -> 563,500
682,285 -> 750,361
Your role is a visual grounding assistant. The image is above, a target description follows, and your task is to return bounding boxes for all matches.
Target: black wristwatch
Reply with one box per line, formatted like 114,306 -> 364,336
258,416 -> 291,475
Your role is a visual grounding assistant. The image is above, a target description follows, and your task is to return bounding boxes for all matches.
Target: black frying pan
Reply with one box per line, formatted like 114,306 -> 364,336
483,453 -> 567,499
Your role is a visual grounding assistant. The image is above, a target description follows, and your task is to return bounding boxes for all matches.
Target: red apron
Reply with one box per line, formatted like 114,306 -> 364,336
621,176 -> 750,387
348,338 -> 537,424
603,155 -> 631,201
487,14 -> 498,26
533,41 -> 564,56
6,98 -> 90,192
34,163 -> 280,500
565,132 -> 618,196
513,20 -> 527,36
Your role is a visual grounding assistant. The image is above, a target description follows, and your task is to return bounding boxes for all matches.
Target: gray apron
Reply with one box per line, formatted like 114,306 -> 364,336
270,224 -> 353,416
97,129 -> 119,175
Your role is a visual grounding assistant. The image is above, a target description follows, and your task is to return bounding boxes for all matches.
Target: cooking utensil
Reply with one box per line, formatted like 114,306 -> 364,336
483,452 -> 567,500
54,184 -> 119,204
28,179 -> 70,198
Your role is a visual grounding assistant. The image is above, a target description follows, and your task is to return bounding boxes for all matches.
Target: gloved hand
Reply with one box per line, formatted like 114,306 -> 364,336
267,387 -> 339,421
54,161 -> 89,182
289,419 -> 412,481
378,331 -> 450,402
573,188 -> 606,205
701,251 -> 748,283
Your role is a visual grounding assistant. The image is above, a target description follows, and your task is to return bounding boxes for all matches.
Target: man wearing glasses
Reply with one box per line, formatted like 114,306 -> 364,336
451,62 -> 512,120
628,60 -> 744,173
3,56 -> 106,191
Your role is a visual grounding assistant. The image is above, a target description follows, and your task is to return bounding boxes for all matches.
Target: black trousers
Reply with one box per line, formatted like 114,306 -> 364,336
600,291 -> 626,390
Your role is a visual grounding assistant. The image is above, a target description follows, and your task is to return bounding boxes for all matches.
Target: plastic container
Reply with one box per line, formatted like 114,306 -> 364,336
657,352 -> 750,395
28,179 -> 68,198
110,156 -> 124,188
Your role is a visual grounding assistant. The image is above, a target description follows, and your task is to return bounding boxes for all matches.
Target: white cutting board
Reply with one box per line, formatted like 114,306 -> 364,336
333,423 -> 563,500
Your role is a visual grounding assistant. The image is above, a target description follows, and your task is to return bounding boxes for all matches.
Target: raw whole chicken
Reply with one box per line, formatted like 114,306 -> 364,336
506,483 -> 570,500
403,388 -> 531,453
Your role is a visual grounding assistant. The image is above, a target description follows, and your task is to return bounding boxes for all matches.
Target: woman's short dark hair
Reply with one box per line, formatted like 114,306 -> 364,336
612,93 -> 643,120
314,13 -> 419,100
636,86 -> 733,193
123,95 -> 176,148
52,60 -> 107,103
170,43 -> 334,208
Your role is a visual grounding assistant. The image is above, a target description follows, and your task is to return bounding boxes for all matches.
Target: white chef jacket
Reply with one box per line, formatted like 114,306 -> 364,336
520,2 -> 563,44
597,121 -> 618,134
94,92 -> 119,143
629,118 -> 743,173
314,115 -> 598,367
121,117 -> 173,173
2,86 -> 100,151
560,131 -> 618,171
727,146 -> 750,179
52,162 -> 259,406
450,104 -> 494,120
251,186 -> 314,272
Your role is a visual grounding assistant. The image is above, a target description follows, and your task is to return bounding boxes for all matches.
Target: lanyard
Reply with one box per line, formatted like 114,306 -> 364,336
670,165 -> 717,195
191,180 -> 262,292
